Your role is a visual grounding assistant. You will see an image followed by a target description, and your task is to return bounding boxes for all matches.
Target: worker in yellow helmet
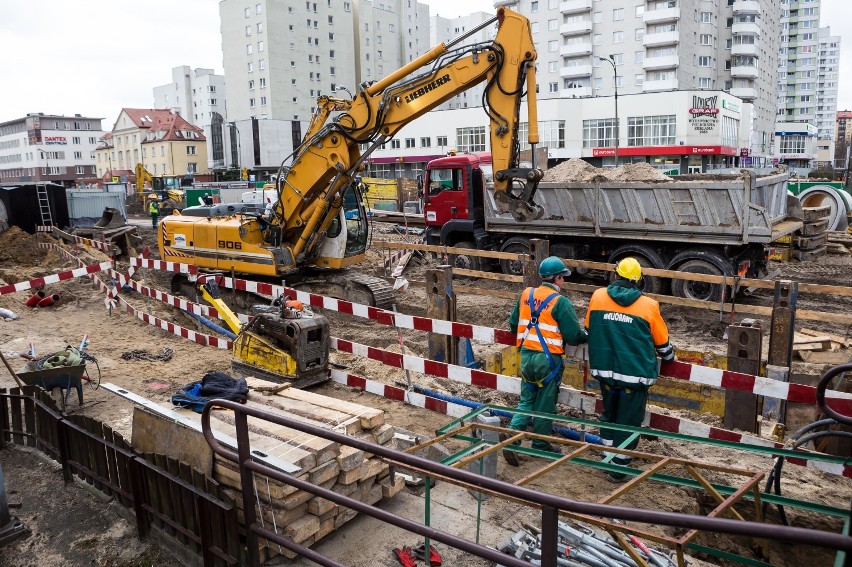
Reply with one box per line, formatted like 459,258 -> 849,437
584,257 -> 674,483
148,195 -> 160,228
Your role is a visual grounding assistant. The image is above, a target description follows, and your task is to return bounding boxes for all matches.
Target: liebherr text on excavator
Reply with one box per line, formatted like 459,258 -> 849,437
159,7 -> 544,307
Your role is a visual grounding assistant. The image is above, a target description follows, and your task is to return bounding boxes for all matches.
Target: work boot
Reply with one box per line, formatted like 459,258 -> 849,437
534,443 -> 562,456
606,471 -> 629,484
499,433 -> 520,467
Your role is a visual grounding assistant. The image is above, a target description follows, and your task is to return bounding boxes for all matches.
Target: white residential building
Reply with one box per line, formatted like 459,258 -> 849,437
217,0 -> 430,176
494,0 -> 780,165
430,12 -> 495,110
365,90 -> 751,176
0,113 -> 104,186
154,66 -> 227,170
775,0 -> 840,169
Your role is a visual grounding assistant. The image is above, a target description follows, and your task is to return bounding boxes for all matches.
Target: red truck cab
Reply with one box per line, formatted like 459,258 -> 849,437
422,151 -> 492,255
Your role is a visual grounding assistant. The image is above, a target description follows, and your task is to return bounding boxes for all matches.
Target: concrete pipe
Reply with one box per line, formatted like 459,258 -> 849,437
36,294 -> 60,307
799,186 -> 850,231
25,291 -> 46,307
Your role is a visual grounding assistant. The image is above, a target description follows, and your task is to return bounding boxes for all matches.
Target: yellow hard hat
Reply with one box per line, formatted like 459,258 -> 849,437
148,193 -> 158,199
616,257 -> 642,282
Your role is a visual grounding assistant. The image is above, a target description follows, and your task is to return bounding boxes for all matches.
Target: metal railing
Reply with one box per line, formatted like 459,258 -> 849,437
201,399 -> 852,567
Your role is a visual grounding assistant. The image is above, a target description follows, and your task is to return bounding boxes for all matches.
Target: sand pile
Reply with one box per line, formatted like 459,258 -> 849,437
0,226 -> 48,267
543,158 -> 672,183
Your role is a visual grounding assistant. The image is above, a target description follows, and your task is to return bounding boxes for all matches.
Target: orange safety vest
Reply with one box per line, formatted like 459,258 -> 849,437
516,285 -> 564,354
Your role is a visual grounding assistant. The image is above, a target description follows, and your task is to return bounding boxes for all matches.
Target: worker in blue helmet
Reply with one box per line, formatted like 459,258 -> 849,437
503,255 -> 588,465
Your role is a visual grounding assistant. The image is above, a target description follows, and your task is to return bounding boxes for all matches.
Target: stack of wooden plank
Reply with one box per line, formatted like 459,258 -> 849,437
211,378 -> 406,563
826,230 -> 852,255
794,328 -> 852,363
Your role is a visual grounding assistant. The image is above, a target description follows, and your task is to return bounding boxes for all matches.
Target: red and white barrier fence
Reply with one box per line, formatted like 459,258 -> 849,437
0,256 -> 112,296
36,225 -> 53,233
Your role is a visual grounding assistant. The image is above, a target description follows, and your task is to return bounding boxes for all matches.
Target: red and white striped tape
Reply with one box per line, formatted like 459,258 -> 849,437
119,276 -> 220,319
121,257 -> 852,414
0,257 -> 112,296
36,225 -> 53,233
384,249 -> 408,271
130,257 -> 198,275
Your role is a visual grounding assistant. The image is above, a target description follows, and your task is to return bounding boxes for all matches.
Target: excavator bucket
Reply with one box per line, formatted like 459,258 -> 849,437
93,207 -> 126,229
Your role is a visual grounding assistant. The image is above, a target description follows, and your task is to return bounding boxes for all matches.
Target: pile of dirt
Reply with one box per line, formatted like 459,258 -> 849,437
543,158 -> 671,183
0,226 -> 48,267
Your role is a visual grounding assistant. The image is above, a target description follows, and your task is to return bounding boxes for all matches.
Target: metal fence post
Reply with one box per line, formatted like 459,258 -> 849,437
724,320 -> 762,434
426,265 -> 457,365
523,239 -> 549,289
541,505 -> 558,566
763,281 -> 798,422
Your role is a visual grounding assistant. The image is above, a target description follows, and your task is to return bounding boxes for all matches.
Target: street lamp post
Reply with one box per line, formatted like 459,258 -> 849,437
598,55 -> 619,166
39,149 -> 50,181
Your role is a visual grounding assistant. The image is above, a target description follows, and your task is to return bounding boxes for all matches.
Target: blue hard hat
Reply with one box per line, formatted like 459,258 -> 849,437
539,256 -> 571,277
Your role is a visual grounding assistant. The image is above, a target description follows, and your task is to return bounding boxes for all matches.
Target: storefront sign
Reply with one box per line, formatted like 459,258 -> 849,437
44,136 -> 67,145
592,145 -> 736,157
741,157 -> 753,167
740,148 -> 750,157
689,95 -> 719,115
722,100 -> 740,113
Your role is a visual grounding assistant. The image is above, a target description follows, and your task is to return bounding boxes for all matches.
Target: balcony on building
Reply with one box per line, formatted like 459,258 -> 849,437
732,22 -> 761,36
643,6 -> 680,25
560,42 -> 593,57
731,64 -> 759,79
731,41 -> 759,57
561,86 -> 592,98
560,20 -> 593,36
560,0 -> 592,15
730,86 -> 757,100
643,78 -> 679,92
732,0 -> 761,15
642,54 -> 679,71
642,31 -> 679,48
493,0 -> 517,7
560,64 -> 593,79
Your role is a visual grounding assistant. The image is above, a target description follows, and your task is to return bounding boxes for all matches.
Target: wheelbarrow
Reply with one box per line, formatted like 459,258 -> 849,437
17,362 -> 86,406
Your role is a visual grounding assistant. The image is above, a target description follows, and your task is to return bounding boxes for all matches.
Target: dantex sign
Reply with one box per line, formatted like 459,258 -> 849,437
44,136 -> 67,145
592,145 -> 737,157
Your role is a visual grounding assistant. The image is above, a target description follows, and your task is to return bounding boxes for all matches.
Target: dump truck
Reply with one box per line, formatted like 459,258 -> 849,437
422,153 -> 806,301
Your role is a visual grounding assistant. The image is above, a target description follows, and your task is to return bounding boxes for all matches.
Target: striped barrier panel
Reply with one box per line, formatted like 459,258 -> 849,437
0,256 -> 112,296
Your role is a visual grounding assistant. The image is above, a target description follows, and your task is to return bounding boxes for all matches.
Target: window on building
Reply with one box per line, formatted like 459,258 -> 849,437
549,82 -> 559,93
259,59 -> 265,70
613,31 -> 624,43
187,146 -> 197,155
700,12 -> 712,23
73,151 -> 82,159
256,3 -> 262,14
258,41 -> 264,52
248,62 -> 254,72
245,7 -> 250,17
613,8 -> 624,21
421,137 -> 431,148
635,5 -> 644,17
635,28 -> 644,40
699,34 -> 713,45
548,40 -> 557,51
626,115 -> 676,146
531,1 -> 539,12
531,22 -> 539,33
257,22 -> 263,33
721,115 -> 738,147
72,136 -> 81,144
391,139 -> 401,149
456,126 -> 487,152
594,77 -> 602,90
405,138 -> 415,148
583,118 -> 617,148
246,25 -> 252,36
780,135 -> 807,154
698,56 -> 711,66
635,51 -> 644,63
250,98 -> 256,107
249,79 -> 255,90
612,53 -> 623,65
548,19 -> 558,30
698,77 -> 711,88
548,61 -> 558,72
75,165 -> 85,175
593,34 -> 602,45
593,11 -> 602,23
635,73 -> 644,86
437,136 -> 448,147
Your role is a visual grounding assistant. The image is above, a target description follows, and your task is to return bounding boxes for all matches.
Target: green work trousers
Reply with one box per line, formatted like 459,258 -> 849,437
507,350 -> 561,451
599,382 -> 648,455
151,213 -> 159,228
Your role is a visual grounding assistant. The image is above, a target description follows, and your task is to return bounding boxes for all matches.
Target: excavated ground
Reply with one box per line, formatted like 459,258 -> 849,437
0,221 -> 850,566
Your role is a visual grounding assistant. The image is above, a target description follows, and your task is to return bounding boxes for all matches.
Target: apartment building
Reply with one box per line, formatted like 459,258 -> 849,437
775,0 -> 839,169
217,0 -> 430,176
153,66 -> 227,170
93,109 -> 208,181
495,0 -> 780,164
0,113 -> 104,187
430,12 -> 495,110
835,110 -> 852,169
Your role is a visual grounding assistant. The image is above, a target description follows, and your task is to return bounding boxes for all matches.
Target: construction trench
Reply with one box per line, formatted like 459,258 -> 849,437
0,221 -> 850,567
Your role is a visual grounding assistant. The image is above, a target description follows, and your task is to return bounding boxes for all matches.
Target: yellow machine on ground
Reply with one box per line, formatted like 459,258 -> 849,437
136,163 -> 186,215
196,277 -> 329,387
159,7 -> 542,307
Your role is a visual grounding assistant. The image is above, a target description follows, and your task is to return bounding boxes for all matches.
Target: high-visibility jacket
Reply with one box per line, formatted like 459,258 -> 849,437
148,201 -> 159,214
516,285 -> 567,354
585,280 -> 673,388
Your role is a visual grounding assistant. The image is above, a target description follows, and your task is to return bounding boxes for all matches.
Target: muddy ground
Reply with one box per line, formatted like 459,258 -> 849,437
0,220 -> 850,566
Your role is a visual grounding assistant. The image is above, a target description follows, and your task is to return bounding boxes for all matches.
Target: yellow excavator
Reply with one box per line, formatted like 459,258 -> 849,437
159,7 -> 542,307
135,163 -> 186,215
196,276 -> 330,387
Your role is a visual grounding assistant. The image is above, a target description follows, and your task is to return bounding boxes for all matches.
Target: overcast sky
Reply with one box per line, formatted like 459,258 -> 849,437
1,0 -> 847,127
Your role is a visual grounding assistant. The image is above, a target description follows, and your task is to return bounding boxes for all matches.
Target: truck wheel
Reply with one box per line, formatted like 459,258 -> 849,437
499,237 -> 530,276
449,241 -> 481,272
671,259 -> 723,302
